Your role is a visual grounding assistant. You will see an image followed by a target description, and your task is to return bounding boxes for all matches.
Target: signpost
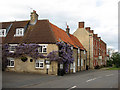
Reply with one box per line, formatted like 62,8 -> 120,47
45,59 -> 51,74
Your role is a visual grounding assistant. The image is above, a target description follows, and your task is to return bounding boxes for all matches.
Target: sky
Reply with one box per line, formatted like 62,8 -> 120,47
0,0 -> 119,52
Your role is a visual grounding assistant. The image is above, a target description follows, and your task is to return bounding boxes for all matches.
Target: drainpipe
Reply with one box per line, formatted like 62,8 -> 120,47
77,49 -> 78,72
80,49 -> 81,71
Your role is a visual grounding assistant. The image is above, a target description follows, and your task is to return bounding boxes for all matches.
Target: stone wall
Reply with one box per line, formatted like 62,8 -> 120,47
6,44 -> 58,75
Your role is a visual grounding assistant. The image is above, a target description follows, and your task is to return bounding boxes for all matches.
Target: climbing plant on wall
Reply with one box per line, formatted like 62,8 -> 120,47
2,42 -> 74,72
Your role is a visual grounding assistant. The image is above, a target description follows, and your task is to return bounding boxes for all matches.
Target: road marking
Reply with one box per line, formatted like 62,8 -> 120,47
67,85 -> 77,90
106,74 -> 114,77
86,78 -> 97,82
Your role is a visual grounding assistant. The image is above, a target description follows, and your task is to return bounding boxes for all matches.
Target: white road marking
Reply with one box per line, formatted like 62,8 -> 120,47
106,74 -> 114,77
71,85 -> 77,88
67,85 -> 77,90
86,78 -> 97,82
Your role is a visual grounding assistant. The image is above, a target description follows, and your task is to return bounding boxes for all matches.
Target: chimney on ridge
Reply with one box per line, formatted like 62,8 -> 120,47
30,10 -> 39,25
66,25 -> 70,35
78,22 -> 84,28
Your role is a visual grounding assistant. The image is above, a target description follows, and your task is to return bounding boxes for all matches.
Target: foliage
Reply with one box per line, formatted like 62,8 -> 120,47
2,42 -> 74,72
56,42 -> 74,72
94,65 -> 100,69
107,67 -> 120,70
106,60 -> 113,67
111,52 -> 120,68
21,56 -> 28,62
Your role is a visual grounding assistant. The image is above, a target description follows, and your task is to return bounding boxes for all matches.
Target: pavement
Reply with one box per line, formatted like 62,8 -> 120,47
2,69 -> 119,89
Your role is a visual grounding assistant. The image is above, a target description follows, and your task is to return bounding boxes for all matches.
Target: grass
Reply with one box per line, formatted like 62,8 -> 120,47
106,67 -> 120,70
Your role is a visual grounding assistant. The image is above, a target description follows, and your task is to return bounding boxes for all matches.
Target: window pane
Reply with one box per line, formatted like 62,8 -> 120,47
8,60 -> 10,66
40,63 -> 43,67
10,46 -> 15,51
43,48 -> 47,52
39,46 -> 42,52
11,61 -> 14,66
36,63 -> 39,67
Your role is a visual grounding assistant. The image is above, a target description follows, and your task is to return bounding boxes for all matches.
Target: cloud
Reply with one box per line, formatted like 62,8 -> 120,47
0,0 -> 119,51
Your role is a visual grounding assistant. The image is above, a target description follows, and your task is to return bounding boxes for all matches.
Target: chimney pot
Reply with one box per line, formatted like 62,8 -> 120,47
78,22 -> 84,28
66,25 -> 70,35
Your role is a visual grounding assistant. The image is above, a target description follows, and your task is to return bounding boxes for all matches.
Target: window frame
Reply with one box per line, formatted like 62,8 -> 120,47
9,44 -> 17,53
0,29 -> 6,37
15,28 -> 24,36
38,44 -> 47,53
7,58 -> 15,67
35,60 -> 44,69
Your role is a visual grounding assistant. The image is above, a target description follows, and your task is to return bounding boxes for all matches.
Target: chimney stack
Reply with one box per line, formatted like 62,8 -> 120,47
78,22 -> 84,28
85,27 -> 90,32
30,10 -> 39,25
90,30 -> 94,33
66,25 -> 70,35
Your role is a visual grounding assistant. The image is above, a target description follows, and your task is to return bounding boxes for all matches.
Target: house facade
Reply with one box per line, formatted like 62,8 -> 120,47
1,10 -> 87,75
73,22 -> 107,69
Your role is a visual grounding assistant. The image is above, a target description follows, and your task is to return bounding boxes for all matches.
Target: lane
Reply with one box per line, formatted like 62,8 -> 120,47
23,70 -> 118,88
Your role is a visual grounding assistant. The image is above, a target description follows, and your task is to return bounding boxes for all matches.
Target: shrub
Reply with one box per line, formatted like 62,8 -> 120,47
94,65 -> 100,69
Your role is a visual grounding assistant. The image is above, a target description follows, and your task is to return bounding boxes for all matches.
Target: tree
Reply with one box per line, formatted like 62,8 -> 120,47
111,52 -> 120,68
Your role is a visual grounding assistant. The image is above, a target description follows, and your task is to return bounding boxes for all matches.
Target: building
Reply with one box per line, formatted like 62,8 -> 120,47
73,22 -> 107,69
1,10 -> 87,75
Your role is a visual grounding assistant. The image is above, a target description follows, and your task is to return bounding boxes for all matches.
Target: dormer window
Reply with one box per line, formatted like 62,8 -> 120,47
15,28 -> 24,36
0,29 -> 6,37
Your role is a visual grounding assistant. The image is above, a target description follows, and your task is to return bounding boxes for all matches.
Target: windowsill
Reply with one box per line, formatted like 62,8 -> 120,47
7,66 -> 14,68
35,67 -> 44,69
39,52 -> 47,54
14,34 -> 24,37
9,51 -> 15,53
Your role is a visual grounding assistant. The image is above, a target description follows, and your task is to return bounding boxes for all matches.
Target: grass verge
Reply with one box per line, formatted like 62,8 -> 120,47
106,67 -> 120,70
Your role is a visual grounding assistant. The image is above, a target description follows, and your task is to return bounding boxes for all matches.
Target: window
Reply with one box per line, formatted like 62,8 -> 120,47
71,46 -> 73,50
84,50 -> 86,54
81,59 -> 83,66
0,29 -> 6,37
70,63 -> 73,69
9,44 -> 17,53
7,58 -> 14,67
35,60 -> 44,68
78,48 -> 80,53
38,44 -> 47,53
15,28 -> 24,36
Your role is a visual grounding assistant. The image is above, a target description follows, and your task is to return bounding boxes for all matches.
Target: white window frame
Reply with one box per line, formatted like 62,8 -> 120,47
38,44 -> 48,53
84,50 -> 86,54
0,29 -> 6,37
14,28 -> 24,36
71,46 -> 73,50
9,44 -> 17,53
81,58 -> 83,66
78,48 -> 80,53
7,58 -> 14,67
70,63 -> 73,69
35,60 -> 44,69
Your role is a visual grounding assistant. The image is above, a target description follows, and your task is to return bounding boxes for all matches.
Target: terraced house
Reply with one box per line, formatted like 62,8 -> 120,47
1,10 -> 87,75
73,22 -> 107,69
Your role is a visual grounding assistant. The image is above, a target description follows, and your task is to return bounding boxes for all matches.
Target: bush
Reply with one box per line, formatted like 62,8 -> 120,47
94,65 -> 100,69
106,60 -> 113,67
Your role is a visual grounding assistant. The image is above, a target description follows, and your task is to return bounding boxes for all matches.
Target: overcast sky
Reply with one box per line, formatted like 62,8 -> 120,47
0,0 -> 119,52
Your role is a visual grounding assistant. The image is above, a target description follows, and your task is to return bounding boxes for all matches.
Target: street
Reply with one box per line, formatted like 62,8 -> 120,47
3,69 -> 119,88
